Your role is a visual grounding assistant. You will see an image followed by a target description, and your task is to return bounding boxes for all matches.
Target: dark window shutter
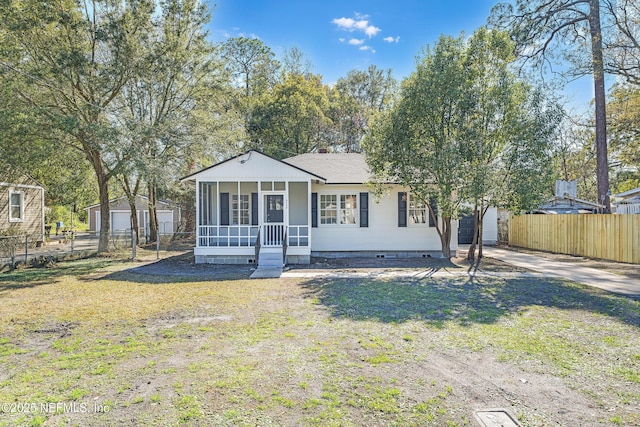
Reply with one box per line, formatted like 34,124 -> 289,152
428,198 -> 437,227
220,192 -> 230,226
251,192 -> 258,226
311,193 -> 318,228
360,192 -> 369,227
398,192 -> 407,227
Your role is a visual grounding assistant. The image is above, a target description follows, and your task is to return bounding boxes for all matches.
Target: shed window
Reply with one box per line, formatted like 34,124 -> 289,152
9,191 -> 24,222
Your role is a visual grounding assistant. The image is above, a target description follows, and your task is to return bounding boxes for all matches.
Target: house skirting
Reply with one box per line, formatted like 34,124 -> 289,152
195,254 -> 311,265
311,250 -> 454,259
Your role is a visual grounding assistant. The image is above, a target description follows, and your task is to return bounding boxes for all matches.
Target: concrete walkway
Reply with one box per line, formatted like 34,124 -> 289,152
482,247 -> 640,297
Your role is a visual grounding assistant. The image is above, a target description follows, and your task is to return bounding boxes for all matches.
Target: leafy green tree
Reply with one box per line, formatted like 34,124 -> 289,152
365,35 -> 469,258
222,37 -> 279,98
490,0 -> 612,211
1,0 -> 154,252
329,66 -> 397,152
607,84 -> 640,191
461,28 -> 560,260
249,74 -> 331,158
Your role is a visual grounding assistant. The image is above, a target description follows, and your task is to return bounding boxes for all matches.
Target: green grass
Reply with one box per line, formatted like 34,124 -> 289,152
0,256 -> 639,426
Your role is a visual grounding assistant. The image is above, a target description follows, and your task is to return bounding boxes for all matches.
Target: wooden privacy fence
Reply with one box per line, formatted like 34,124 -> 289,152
509,214 -> 640,264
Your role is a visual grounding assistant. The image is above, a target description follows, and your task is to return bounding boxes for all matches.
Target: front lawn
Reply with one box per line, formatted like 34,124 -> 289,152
0,257 -> 638,426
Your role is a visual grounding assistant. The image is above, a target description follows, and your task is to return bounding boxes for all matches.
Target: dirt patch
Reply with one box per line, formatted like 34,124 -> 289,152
128,250 -> 525,279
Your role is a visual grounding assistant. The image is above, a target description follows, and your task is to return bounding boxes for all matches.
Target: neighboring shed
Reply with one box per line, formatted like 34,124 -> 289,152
614,187 -> 640,214
85,195 -> 181,236
536,180 -> 603,214
0,170 -> 45,239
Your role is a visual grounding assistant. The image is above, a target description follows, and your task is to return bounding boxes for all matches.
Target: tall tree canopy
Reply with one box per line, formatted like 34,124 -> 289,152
365,35 -> 470,258
248,74 -> 331,158
1,0 -> 154,252
490,0 -> 612,211
365,30 -> 560,258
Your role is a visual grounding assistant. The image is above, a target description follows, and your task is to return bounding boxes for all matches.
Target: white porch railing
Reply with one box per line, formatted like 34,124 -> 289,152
197,225 -> 309,248
262,224 -> 285,247
198,225 -> 259,247
615,203 -> 640,214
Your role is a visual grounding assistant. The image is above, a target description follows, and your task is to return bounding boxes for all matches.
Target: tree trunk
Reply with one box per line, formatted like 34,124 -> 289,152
467,205 -> 479,261
148,181 -> 158,243
439,217 -> 453,258
477,208 -> 485,259
589,0 -> 611,213
127,196 -> 139,246
121,176 -> 140,246
88,149 -> 111,254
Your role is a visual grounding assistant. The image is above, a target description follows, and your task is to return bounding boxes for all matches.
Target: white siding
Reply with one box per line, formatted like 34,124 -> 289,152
482,207 -> 498,245
311,184 -> 458,253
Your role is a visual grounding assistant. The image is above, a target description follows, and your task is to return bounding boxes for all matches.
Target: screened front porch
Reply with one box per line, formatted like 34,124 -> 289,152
196,180 -> 311,249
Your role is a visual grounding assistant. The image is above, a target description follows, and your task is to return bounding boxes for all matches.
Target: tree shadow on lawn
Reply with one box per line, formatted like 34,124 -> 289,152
300,275 -> 640,329
0,257 -> 124,294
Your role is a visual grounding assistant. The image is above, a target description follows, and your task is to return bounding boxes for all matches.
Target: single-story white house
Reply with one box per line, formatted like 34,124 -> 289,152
181,150 -> 458,266
85,195 -> 181,236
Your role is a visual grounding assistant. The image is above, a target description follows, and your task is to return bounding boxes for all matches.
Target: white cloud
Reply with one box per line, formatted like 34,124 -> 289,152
359,45 -> 376,53
348,38 -> 364,45
364,25 -> 381,37
332,16 -> 381,38
339,37 -> 346,43
383,36 -> 400,43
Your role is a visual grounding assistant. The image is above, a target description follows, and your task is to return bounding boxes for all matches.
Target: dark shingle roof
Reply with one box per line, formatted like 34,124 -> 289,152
283,153 -> 370,184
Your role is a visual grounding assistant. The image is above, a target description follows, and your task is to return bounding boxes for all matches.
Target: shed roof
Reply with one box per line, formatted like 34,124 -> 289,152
84,195 -> 172,210
283,153 -> 370,184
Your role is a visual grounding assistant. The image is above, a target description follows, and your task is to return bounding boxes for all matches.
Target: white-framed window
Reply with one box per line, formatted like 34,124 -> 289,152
408,193 -> 427,225
340,194 -> 358,224
9,191 -> 24,222
232,194 -> 249,225
320,194 -> 337,225
320,194 -> 358,225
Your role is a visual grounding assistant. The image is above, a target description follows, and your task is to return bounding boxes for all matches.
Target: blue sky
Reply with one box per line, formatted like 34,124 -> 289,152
207,0 -> 594,112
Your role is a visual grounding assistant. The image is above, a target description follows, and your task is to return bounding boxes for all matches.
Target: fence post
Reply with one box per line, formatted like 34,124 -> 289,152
131,229 -> 137,261
71,232 -> 75,256
25,235 -> 28,264
156,236 -> 160,260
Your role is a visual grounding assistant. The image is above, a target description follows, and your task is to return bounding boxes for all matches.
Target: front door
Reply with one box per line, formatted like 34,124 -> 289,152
265,194 -> 284,223
263,193 -> 286,246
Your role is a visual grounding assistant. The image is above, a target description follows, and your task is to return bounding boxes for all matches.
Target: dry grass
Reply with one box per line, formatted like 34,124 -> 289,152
0,256 -> 639,426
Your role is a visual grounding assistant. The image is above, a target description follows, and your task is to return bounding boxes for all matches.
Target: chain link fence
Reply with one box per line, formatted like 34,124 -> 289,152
0,230 -> 196,270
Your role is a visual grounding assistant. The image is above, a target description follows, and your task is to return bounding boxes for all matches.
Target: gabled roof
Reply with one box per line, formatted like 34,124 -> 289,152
180,150 -> 326,182
283,152 -> 370,184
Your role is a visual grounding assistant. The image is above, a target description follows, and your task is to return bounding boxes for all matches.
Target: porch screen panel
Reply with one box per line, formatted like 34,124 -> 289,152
220,193 -> 230,226
199,182 -> 215,225
251,193 -> 258,226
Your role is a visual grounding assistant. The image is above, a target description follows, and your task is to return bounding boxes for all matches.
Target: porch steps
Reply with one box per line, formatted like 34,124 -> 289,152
250,248 -> 284,279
